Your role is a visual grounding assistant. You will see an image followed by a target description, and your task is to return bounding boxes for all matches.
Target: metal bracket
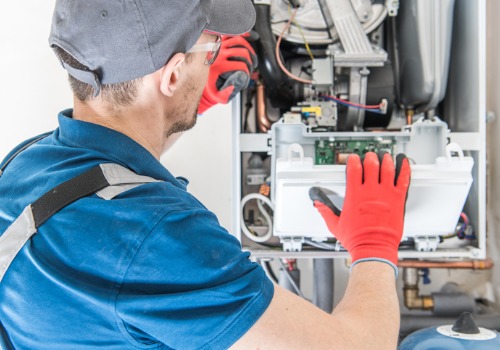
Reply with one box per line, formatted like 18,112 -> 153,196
385,0 -> 400,16
322,0 -> 387,67
414,236 -> 440,252
346,66 -> 370,130
281,237 -> 305,252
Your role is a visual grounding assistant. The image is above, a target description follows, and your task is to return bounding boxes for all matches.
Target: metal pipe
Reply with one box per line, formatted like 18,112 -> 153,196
405,108 -> 414,125
256,83 -> 272,133
404,287 -> 434,310
402,268 -> 434,311
313,259 -> 334,313
398,259 -> 494,270
432,290 -> 476,317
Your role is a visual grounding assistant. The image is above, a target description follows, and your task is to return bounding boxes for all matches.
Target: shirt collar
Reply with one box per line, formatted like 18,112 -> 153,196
56,109 -> 186,189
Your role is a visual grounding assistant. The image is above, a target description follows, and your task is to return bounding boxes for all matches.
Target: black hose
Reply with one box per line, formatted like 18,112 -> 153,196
263,260 -> 278,283
253,4 -> 296,109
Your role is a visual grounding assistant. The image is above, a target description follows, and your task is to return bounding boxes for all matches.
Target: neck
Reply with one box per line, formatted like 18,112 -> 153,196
72,97 -> 167,160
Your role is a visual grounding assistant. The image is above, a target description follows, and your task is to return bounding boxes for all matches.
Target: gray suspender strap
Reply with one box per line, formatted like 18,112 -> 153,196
0,163 -> 160,282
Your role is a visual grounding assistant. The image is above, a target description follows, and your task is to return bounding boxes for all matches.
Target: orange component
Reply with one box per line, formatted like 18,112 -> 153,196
336,153 -> 350,165
259,183 -> 270,197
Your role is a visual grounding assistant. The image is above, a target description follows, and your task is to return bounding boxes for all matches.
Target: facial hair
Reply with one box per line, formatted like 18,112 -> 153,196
165,75 -> 204,138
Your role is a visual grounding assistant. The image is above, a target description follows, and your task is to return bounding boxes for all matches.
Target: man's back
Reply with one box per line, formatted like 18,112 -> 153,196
0,110 -> 273,349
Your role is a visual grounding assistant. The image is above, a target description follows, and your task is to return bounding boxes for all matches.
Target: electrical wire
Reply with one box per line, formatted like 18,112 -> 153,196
256,198 -> 273,237
275,7 -> 314,84
322,95 -> 386,114
287,5 -> 315,61
304,239 -> 341,251
441,233 -> 457,240
242,86 -> 255,133
300,61 -> 313,77
457,212 -> 475,240
323,95 -> 381,109
277,259 -> 306,299
259,259 -> 278,283
461,212 -> 470,225
241,193 -> 274,243
441,212 -> 475,240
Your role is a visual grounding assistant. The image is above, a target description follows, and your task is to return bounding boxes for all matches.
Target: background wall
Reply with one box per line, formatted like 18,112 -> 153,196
0,0 -> 235,231
0,1 -> 69,156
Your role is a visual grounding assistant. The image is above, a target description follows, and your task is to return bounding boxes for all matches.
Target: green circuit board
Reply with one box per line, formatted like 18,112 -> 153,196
315,139 -> 396,165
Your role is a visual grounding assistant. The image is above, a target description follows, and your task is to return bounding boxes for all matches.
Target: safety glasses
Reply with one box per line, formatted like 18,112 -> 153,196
187,35 -> 222,65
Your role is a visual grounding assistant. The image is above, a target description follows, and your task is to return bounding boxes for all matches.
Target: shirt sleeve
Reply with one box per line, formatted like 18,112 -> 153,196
114,207 -> 274,350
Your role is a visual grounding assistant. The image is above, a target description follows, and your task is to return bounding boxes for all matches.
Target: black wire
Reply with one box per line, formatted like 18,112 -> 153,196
388,16 -> 402,106
263,261 -> 278,283
300,62 -> 313,77
242,88 -> 255,133
316,0 -> 334,40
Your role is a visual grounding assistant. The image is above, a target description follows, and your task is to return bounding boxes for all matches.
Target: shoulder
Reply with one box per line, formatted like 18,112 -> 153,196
114,201 -> 274,350
0,131 -> 53,171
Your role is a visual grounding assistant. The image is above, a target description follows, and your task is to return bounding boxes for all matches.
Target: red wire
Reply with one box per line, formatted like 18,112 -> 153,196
324,95 -> 382,109
285,259 -> 296,271
460,212 -> 469,225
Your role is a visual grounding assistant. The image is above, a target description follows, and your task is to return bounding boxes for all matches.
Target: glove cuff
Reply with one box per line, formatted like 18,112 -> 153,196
350,244 -> 399,272
350,258 -> 399,278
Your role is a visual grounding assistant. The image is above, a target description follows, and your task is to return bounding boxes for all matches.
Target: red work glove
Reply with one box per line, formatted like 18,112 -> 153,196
198,34 -> 257,114
309,152 -> 411,274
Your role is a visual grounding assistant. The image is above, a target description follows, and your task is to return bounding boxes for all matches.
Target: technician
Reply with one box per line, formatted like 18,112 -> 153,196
0,1 -> 410,349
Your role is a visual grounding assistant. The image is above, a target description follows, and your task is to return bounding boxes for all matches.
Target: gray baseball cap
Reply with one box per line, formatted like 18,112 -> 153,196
48,0 -> 256,96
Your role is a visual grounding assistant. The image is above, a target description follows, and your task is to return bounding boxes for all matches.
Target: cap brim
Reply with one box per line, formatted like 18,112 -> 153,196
206,0 -> 256,35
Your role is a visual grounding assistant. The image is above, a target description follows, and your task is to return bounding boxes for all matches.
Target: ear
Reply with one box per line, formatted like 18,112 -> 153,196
159,53 -> 186,97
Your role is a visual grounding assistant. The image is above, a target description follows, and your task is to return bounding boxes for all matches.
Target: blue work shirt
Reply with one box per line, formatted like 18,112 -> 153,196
0,109 -> 273,349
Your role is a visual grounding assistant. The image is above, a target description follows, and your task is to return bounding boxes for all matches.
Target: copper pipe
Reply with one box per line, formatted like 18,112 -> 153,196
398,259 -> 494,270
256,83 -> 272,133
406,108 -> 414,125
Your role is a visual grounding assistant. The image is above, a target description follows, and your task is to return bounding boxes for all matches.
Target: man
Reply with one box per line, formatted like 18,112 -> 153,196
0,0 -> 410,349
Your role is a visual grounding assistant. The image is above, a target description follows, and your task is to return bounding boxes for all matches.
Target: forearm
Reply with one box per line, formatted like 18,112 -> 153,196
232,262 -> 400,350
332,261 -> 400,350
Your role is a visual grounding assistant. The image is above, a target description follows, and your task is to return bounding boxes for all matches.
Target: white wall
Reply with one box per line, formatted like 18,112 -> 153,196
161,104 -> 234,230
0,1 -> 71,157
0,1 -> 234,230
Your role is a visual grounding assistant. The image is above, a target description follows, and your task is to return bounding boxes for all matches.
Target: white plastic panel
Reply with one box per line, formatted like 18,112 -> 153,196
274,144 -> 473,242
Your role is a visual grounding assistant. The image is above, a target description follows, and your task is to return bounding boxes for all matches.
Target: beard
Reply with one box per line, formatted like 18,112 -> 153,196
165,76 -> 202,138
166,117 -> 197,137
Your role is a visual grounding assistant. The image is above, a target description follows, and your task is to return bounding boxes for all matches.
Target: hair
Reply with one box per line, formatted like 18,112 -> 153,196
184,52 -> 195,64
52,46 -> 142,107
